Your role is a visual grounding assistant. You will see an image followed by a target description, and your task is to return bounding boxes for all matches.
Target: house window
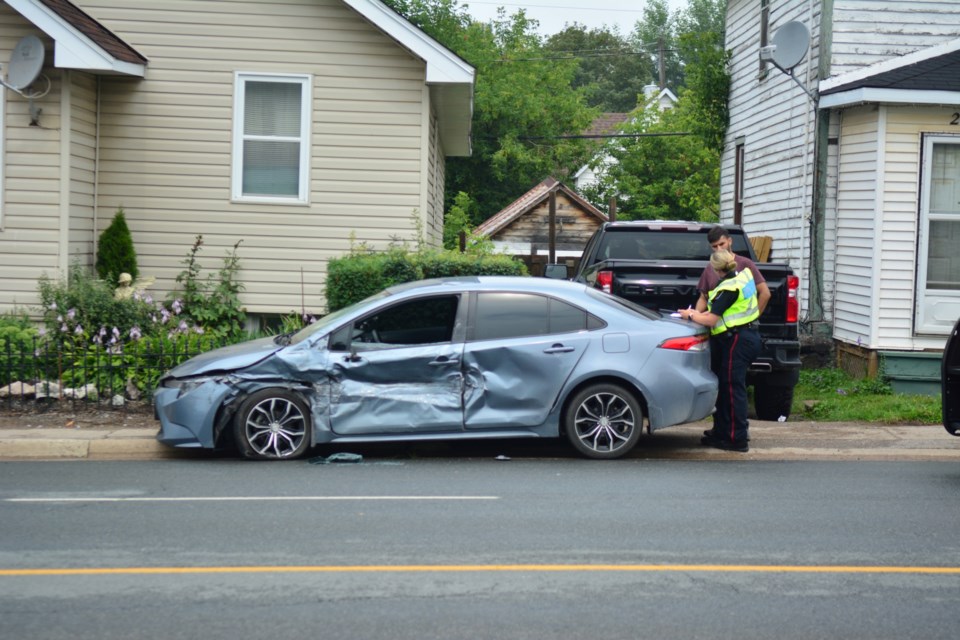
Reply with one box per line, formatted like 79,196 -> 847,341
232,73 -> 311,203
734,141 -> 745,225
759,0 -> 770,78
917,135 -> 960,333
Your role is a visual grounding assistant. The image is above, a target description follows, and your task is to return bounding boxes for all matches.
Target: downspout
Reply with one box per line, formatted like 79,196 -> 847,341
808,0 -> 833,325
92,75 -> 101,260
58,70 -> 71,275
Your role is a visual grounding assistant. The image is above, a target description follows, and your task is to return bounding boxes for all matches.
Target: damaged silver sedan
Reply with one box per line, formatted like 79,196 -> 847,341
154,276 -> 717,460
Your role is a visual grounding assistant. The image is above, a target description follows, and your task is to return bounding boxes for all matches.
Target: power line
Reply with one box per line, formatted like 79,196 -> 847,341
481,132 -> 695,141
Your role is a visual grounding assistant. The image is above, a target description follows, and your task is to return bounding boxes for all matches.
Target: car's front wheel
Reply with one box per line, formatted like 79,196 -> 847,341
564,383 -> 642,459
234,389 -> 311,460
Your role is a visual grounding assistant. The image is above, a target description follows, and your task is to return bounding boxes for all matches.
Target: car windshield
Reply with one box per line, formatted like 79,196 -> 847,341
585,288 -> 660,319
286,289 -> 393,345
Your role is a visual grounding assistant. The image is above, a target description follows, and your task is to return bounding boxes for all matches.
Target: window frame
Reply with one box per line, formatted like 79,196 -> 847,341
231,72 -> 312,204
734,141 -> 745,225
916,133 -> 960,334
759,0 -> 770,79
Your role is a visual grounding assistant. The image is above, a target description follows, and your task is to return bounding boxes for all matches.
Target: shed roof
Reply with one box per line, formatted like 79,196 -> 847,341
475,177 -> 608,237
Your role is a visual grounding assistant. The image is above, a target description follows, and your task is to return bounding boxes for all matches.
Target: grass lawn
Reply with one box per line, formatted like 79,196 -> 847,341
787,368 -> 942,425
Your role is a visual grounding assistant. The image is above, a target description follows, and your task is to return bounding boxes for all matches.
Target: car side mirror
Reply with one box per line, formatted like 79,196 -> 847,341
543,263 -> 568,279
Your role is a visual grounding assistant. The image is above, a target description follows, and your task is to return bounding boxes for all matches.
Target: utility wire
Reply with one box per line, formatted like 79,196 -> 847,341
481,132 -> 695,141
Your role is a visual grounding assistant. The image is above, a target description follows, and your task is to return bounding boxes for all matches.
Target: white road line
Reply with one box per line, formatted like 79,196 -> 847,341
6,496 -> 499,503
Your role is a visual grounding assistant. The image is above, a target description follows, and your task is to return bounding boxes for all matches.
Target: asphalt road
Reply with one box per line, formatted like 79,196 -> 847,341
1,458 -> 959,639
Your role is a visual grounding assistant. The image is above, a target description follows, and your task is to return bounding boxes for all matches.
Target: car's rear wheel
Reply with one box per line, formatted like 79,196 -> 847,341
234,389 -> 311,460
564,383 -> 642,459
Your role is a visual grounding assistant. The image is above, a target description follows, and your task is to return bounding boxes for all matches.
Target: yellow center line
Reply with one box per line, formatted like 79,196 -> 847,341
2,564 -> 960,577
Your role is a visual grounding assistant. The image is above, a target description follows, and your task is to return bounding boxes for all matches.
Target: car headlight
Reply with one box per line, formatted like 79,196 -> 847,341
161,377 -> 209,398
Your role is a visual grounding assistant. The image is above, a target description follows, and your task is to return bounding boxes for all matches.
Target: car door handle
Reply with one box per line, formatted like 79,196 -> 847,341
429,356 -> 460,366
543,344 -> 575,354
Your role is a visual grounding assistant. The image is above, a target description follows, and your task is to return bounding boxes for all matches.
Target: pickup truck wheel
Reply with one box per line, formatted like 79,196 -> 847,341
753,372 -> 799,421
564,383 -> 642,459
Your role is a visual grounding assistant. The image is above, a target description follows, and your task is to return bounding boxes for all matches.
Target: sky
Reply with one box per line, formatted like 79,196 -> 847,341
462,0 -> 690,36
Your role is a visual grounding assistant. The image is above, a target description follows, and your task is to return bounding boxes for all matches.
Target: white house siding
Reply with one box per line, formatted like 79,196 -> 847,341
832,106 -> 878,346
722,0 -> 820,314
81,0 -> 435,315
878,106 -> 958,350
833,105 -> 959,351
423,106 -> 444,247
0,8 -> 62,313
68,72 -> 97,268
831,0 -> 960,76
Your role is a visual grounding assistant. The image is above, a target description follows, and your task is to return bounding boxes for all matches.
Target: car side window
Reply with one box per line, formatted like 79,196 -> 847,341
330,295 -> 459,351
473,293 -> 593,341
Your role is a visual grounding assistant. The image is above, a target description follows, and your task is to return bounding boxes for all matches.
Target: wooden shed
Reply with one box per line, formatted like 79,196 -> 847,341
475,177 -> 608,276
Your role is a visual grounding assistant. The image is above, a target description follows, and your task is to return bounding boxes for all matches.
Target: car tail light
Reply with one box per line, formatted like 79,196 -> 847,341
597,270 -> 613,293
786,275 -> 800,323
658,334 -> 709,352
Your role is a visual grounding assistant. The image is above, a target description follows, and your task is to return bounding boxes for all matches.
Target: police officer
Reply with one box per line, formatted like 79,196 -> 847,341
677,249 -> 761,452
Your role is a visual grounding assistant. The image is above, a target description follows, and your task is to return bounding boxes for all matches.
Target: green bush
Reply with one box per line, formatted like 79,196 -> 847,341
325,246 -> 527,311
37,267 -> 155,344
171,236 -> 247,339
95,208 -> 139,287
0,312 -> 38,386
27,257 -> 247,399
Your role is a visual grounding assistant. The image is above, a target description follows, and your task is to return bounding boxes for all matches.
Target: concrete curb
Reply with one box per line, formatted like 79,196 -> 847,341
1,422 -> 959,461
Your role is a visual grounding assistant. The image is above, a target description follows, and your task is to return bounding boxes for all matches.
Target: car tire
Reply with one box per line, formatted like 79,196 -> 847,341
234,389 -> 311,460
752,371 -> 799,421
564,383 -> 642,459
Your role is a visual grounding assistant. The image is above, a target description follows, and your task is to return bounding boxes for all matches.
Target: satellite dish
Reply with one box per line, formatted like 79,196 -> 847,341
769,21 -> 809,71
5,35 -> 45,91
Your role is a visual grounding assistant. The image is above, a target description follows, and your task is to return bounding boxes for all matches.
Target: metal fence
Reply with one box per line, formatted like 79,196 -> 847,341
0,337 -> 228,411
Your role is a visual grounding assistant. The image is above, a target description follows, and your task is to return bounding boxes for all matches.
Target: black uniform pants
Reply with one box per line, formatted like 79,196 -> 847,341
709,327 -> 761,443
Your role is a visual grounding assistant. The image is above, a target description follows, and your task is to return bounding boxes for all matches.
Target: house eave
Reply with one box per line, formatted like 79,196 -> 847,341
343,0 -> 475,156
819,36 -> 960,95
6,0 -> 146,77
819,87 -> 960,110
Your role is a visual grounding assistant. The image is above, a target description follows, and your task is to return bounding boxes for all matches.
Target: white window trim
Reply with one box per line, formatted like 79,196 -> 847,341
231,72 -> 311,205
916,133 -> 960,334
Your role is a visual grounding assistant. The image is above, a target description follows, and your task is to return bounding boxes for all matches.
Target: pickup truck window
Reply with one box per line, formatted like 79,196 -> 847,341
597,230 -> 752,261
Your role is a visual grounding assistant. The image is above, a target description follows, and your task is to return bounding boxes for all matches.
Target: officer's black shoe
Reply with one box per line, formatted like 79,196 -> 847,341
705,438 -> 749,453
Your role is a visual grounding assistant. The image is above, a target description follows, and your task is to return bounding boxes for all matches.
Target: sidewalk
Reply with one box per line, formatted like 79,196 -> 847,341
1,420 -> 958,461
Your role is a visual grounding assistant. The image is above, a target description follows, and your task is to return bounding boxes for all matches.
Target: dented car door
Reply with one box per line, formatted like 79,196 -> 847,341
326,294 -> 465,435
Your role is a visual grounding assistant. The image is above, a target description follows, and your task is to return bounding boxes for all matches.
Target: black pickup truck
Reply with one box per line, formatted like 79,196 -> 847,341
571,221 -> 801,421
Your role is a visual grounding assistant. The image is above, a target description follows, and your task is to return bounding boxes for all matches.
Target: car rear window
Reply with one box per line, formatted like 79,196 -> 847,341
585,288 -> 660,319
597,229 -> 751,261
472,292 -> 598,341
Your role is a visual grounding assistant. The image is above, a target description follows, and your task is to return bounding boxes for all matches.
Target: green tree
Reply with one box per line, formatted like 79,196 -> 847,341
543,24 -> 652,112
95,208 -> 139,286
383,1 -> 596,224
631,0 -> 683,91
584,9 -> 730,222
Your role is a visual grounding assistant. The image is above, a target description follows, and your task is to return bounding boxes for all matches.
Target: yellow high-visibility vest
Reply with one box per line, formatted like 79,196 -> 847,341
708,269 -> 760,336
